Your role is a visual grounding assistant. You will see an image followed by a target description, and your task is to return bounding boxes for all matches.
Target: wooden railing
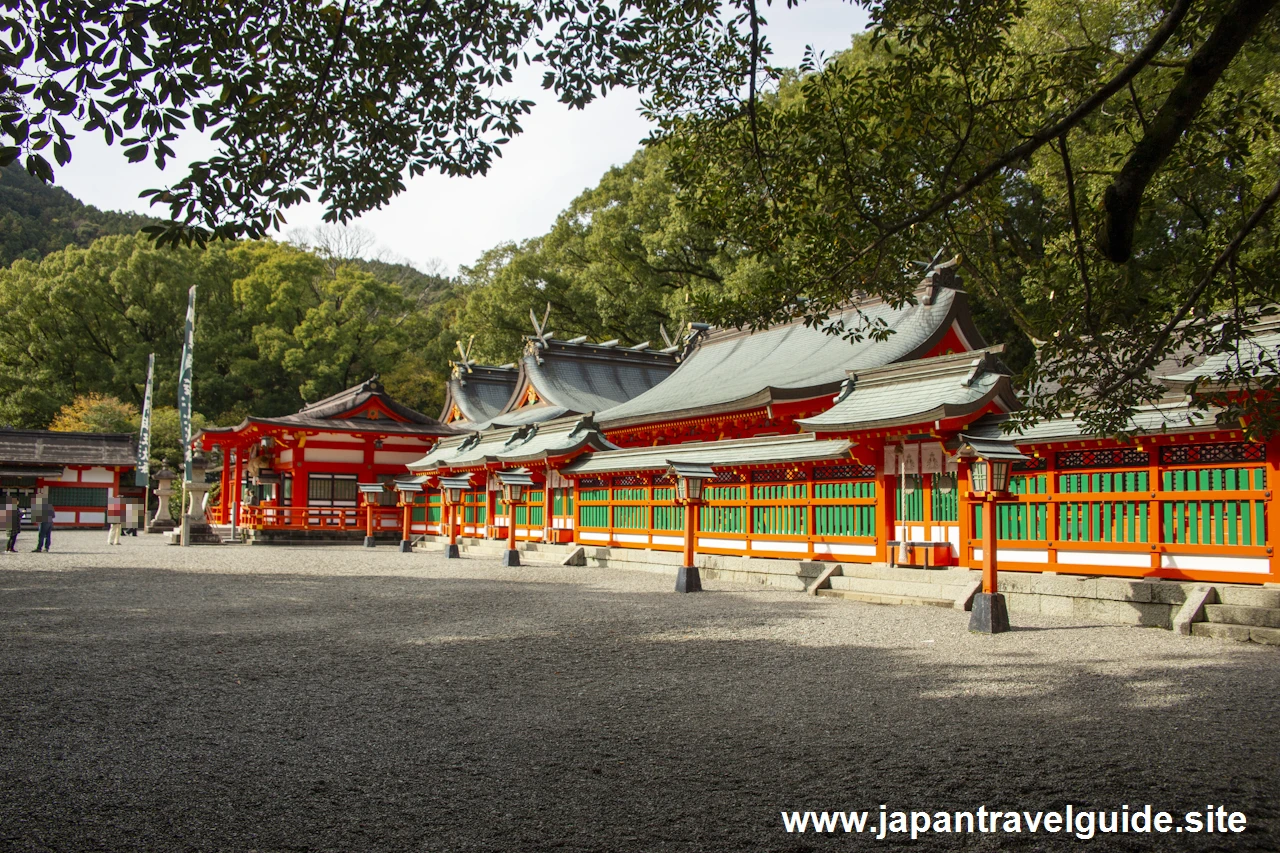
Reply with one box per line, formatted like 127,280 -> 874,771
966,449 -> 1274,582
573,467 -> 881,561
239,504 -> 404,532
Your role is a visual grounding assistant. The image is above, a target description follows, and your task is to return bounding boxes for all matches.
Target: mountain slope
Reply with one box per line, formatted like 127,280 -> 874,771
0,164 -> 160,267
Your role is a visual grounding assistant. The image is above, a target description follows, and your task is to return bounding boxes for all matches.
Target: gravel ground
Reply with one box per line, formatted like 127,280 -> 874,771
0,531 -> 1277,852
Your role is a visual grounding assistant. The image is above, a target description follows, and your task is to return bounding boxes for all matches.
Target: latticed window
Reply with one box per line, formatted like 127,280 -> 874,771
931,473 -> 959,522
307,474 -> 358,506
1056,447 -> 1150,470
48,486 -> 108,507
1159,442 -> 1265,465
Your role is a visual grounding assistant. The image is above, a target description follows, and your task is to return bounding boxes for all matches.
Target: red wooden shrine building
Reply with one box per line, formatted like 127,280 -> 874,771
193,259 -> 1280,587
196,378 -> 459,539
409,262 -> 1280,587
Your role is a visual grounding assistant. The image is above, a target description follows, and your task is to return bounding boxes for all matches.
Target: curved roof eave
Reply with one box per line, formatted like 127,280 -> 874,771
595,289 -> 976,431
797,378 -> 1016,433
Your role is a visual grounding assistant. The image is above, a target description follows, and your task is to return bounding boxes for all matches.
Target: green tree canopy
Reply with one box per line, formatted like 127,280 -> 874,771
1,0 -> 761,244
0,234 -> 450,427
661,0 -> 1280,435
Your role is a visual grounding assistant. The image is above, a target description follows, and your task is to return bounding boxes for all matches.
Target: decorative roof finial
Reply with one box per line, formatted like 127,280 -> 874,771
529,302 -> 551,345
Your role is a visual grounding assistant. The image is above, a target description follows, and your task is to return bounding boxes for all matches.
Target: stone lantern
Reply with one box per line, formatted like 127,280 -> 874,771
147,466 -> 178,534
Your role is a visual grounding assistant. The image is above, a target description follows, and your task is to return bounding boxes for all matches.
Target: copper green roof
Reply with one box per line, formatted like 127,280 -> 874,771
474,337 -> 681,430
407,415 -> 619,471
965,400 -> 1217,443
796,348 -> 1017,433
596,266 -> 984,429
439,364 -> 519,427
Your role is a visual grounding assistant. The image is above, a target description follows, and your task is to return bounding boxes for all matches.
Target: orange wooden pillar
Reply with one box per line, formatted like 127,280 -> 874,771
1267,436 -> 1280,579
877,471 -> 897,564
981,495 -> 998,594
676,498 -> 703,593
957,461 -> 973,568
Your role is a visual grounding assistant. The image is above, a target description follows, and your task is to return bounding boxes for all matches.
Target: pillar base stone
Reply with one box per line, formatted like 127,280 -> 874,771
363,536 -> 376,548
399,540 -> 413,553
444,543 -> 460,559
502,549 -> 521,567
675,566 -> 702,594
968,592 -> 1011,634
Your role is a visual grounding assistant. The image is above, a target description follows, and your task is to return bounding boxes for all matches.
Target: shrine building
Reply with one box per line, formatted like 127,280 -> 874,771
196,377 -> 459,541
408,261 -> 1280,589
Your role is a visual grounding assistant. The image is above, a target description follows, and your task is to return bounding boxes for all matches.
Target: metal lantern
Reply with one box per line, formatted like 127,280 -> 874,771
496,469 -> 535,504
970,459 -> 989,493
396,480 -> 424,503
667,461 -> 715,503
989,458 -> 1013,494
358,482 -> 386,501
953,434 -> 1027,497
439,474 -> 473,505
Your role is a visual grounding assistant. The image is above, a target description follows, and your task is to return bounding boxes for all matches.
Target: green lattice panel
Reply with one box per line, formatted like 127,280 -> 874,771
653,503 -> 685,531
578,504 -> 609,527
1058,471 -> 1147,493
814,481 -> 875,500
815,504 -> 876,537
700,505 -> 745,534
995,502 -> 1047,541
1009,474 -> 1047,495
752,505 -> 807,536
1058,501 -> 1147,543
931,473 -> 959,522
612,504 -> 648,529
552,489 -> 574,517
896,475 -> 924,522
48,486 -> 108,507
705,485 -> 745,501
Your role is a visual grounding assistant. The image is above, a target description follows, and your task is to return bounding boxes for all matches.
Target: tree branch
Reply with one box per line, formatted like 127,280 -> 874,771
1094,170 -> 1280,397
840,0 -> 1194,271
1099,0 -> 1279,262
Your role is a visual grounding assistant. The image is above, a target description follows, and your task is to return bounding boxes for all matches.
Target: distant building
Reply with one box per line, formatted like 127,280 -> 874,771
0,429 -> 137,526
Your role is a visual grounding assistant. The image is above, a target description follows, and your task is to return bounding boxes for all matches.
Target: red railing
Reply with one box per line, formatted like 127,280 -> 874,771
239,504 -> 404,532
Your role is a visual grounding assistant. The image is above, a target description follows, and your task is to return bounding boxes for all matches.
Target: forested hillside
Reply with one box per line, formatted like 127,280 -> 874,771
0,164 -> 160,267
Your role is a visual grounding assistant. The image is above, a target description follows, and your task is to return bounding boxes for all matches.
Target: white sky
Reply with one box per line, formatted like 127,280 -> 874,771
53,1 -> 869,276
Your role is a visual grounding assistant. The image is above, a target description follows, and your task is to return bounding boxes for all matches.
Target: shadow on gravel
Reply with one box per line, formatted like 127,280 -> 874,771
0,567 -> 1276,852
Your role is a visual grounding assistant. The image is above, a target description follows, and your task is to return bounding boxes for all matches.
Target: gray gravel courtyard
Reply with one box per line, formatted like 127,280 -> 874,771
1,531 -> 1277,852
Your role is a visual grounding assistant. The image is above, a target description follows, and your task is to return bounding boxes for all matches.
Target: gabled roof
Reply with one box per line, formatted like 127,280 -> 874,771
201,377 -> 461,438
965,399 -> 1218,444
482,337 -> 681,429
439,364 -> 519,427
797,347 -> 1017,433
595,264 -> 985,430
0,429 -> 137,468
407,414 -> 620,471
560,433 -> 855,476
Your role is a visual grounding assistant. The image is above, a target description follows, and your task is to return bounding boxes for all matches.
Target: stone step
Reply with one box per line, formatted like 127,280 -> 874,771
1191,621 -> 1280,646
815,588 -> 955,609
1204,604 -> 1280,629
833,562 -> 979,585
826,574 -> 972,602
1217,586 -> 1280,609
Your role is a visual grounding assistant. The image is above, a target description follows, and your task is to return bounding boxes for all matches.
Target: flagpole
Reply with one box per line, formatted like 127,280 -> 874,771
178,286 -> 196,547
136,353 -> 155,488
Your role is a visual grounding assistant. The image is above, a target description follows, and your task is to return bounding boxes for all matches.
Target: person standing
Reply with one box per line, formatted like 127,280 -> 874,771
3,501 -> 17,552
106,497 -> 123,546
32,494 -> 52,553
